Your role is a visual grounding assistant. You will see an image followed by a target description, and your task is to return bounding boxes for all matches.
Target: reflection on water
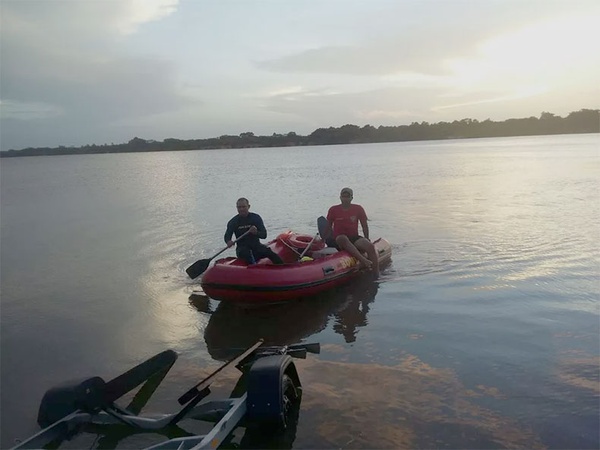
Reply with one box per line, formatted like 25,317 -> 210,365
557,355 -> 600,394
193,276 -> 380,361
332,279 -> 378,343
294,355 -> 547,449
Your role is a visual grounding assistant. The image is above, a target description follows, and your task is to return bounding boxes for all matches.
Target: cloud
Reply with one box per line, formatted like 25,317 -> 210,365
260,86 -> 447,127
0,0 -> 190,150
1,0 -> 179,38
0,100 -> 63,121
1,0 -> 598,151
254,6 -> 600,126
252,2 -> 575,78
255,35 -> 473,77
114,0 -> 179,35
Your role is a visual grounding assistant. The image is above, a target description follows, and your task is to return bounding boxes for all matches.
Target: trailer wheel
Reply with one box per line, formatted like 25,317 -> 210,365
280,373 -> 299,427
243,371 -> 301,447
246,355 -> 302,431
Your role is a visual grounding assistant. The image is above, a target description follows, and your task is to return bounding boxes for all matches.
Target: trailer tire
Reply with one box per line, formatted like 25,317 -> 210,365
246,355 -> 302,431
280,373 -> 299,427
243,370 -> 301,447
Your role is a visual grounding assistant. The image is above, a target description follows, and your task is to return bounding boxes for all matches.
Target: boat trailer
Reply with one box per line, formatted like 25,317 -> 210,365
12,339 -> 319,449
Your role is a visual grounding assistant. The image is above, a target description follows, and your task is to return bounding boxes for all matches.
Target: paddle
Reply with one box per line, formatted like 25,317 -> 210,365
186,230 -> 251,279
296,216 -> 329,261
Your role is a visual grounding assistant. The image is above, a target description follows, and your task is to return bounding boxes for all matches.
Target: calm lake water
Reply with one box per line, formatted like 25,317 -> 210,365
1,134 -> 598,449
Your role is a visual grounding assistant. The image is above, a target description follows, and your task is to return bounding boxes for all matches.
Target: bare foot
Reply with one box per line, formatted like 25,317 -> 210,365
358,258 -> 373,270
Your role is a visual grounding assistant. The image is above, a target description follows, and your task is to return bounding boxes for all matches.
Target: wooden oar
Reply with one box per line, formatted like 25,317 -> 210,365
186,230 -> 251,279
297,216 -> 330,261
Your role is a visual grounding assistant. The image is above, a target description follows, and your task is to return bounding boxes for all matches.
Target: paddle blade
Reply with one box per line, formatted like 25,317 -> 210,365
289,342 -> 321,354
317,216 -> 328,241
303,342 -> 321,354
186,258 -> 211,279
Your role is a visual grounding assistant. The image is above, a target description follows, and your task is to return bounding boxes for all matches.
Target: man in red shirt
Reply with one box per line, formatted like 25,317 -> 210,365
323,187 -> 379,277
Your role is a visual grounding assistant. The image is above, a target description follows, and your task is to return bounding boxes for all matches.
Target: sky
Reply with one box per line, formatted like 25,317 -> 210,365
1,0 -> 599,151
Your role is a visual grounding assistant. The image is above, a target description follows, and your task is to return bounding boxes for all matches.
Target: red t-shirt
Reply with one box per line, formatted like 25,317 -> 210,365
326,204 -> 367,238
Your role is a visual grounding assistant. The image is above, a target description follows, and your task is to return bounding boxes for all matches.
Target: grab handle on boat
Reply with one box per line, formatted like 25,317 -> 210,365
323,266 -> 335,275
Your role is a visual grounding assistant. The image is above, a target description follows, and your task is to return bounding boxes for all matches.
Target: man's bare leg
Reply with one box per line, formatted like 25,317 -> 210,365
355,238 -> 379,278
336,235 -> 372,269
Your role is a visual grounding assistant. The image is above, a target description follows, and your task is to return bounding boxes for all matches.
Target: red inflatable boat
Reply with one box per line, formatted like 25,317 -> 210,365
200,231 -> 392,304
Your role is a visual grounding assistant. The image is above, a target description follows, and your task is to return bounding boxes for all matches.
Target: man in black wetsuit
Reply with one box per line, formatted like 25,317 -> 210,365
224,197 -> 284,265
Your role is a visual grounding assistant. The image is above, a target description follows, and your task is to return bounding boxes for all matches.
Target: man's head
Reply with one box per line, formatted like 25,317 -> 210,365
340,187 -> 353,205
236,197 -> 250,217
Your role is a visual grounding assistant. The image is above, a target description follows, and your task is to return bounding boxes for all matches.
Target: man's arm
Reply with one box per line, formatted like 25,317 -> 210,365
224,218 -> 236,244
322,208 -> 334,241
359,207 -> 370,240
360,219 -> 370,240
254,214 -> 267,239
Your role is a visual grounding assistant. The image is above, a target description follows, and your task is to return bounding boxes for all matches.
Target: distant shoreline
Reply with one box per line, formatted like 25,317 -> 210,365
2,109 -> 598,158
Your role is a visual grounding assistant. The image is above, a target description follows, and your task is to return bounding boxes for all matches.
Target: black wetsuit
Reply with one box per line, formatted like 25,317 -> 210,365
224,212 -> 283,265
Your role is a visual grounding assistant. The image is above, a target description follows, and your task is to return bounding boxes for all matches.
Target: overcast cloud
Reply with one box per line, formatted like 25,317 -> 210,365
1,0 -> 598,151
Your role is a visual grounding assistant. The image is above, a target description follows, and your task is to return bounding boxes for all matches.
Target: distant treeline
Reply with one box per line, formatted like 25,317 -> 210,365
2,109 -> 598,158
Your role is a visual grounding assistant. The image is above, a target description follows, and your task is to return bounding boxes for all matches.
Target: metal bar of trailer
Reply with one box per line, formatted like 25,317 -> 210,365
178,340 -> 263,405
13,397 -> 248,450
191,394 -> 247,449
11,412 -> 91,450
12,397 -> 245,450
144,395 -> 247,450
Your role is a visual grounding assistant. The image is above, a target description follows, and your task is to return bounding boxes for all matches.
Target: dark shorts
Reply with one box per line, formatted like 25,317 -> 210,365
326,235 -> 362,250
237,244 -> 284,265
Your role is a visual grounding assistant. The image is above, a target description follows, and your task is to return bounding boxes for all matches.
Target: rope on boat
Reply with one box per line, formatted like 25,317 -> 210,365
277,236 -> 302,256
